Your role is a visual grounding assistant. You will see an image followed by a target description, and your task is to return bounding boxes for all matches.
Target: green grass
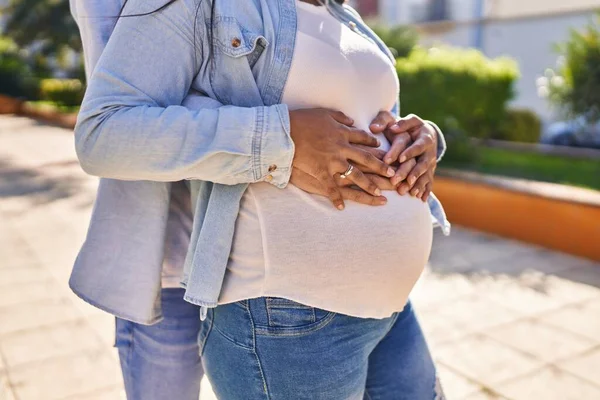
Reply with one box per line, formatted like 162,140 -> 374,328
25,100 -> 80,114
442,147 -> 600,191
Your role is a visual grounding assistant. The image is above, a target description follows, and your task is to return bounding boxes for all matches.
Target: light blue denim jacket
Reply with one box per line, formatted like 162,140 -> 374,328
70,0 -> 450,325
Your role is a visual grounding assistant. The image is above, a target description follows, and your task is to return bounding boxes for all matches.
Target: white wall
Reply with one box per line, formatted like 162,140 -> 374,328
486,0 -> 600,19
379,0 -> 480,25
482,12 -> 594,121
379,0 -> 599,24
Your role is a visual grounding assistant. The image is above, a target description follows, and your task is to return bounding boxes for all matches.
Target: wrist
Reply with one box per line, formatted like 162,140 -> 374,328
427,122 -> 438,145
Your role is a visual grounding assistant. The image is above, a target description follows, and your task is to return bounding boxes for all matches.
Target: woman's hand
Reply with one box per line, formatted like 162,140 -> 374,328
370,112 -> 438,202
290,109 -> 396,210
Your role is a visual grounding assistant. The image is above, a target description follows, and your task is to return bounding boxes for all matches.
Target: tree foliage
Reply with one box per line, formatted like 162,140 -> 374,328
549,13 -> 600,122
1,0 -> 81,57
0,36 -> 37,98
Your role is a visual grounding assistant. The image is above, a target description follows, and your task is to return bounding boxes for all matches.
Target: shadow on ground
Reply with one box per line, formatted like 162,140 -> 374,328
428,228 -> 600,292
0,158 -> 93,210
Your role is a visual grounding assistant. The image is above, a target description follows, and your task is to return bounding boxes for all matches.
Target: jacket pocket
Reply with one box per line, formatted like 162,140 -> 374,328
212,17 -> 269,66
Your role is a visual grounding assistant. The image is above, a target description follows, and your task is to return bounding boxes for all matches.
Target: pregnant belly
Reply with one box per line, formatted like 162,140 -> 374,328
240,182 -> 433,317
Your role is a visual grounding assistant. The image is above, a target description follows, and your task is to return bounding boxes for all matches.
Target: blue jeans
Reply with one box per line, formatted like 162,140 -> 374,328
199,298 -> 444,400
115,288 -> 203,400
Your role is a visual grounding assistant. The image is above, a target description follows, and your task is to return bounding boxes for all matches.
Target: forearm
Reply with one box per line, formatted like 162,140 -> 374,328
75,99 -> 294,187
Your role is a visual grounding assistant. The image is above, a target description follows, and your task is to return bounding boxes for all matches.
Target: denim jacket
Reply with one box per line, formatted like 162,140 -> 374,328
70,0 -> 450,325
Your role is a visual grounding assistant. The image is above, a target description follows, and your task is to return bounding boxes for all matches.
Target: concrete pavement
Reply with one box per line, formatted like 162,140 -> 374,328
1,115 -> 599,399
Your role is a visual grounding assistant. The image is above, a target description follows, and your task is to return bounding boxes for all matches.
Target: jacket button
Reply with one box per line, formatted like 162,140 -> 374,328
268,164 -> 277,172
231,37 -> 241,48
348,21 -> 357,31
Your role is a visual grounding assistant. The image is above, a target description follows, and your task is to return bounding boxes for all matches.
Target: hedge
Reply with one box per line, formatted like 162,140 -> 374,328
39,78 -> 85,107
493,108 -> 542,143
370,25 -> 418,58
396,46 -> 519,139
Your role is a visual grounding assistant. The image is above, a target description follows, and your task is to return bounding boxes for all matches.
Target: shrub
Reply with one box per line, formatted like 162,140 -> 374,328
396,46 -> 519,139
438,126 -> 480,165
548,13 -> 600,122
493,108 -> 542,143
39,78 -> 85,107
370,25 -> 419,58
0,36 -> 38,99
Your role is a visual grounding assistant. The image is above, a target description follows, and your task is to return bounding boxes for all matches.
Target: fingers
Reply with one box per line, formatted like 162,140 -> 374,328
384,132 -> 411,164
345,127 -> 380,148
369,111 -> 397,134
397,181 -> 411,196
352,145 -> 387,161
321,173 -> 345,210
391,114 -> 424,135
349,145 -> 387,174
398,134 -> 434,163
344,167 -> 382,196
410,173 -> 430,199
422,182 -> 432,202
340,187 -> 388,206
366,174 -> 397,191
329,110 -> 354,127
406,156 -> 430,189
344,146 -> 395,179
391,158 -> 416,186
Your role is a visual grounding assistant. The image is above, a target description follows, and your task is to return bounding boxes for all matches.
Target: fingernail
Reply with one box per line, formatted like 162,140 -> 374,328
375,188 -> 382,196
409,176 -> 416,186
391,177 -> 399,186
376,139 -> 381,147
372,123 -> 382,129
387,168 -> 395,177
413,189 -> 419,197
379,197 -> 387,205
385,156 -> 393,164
399,155 -> 407,163
337,204 -> 344,210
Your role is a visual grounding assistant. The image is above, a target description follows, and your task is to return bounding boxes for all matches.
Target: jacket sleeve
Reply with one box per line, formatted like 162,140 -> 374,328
74,0 -> 294,188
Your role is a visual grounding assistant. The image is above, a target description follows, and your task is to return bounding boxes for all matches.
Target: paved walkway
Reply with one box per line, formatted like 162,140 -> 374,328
1,115 -> 599,400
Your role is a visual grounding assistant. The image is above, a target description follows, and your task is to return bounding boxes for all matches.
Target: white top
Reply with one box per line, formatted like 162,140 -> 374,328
219,1 -> 433,319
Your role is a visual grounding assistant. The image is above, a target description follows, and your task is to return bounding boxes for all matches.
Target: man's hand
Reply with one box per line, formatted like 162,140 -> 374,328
290,109 -> 395,210
290,145 -> 396,206
370,112 -> 438,202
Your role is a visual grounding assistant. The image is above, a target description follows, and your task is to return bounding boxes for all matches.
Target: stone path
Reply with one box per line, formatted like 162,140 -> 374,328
1,115 -> 599,400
